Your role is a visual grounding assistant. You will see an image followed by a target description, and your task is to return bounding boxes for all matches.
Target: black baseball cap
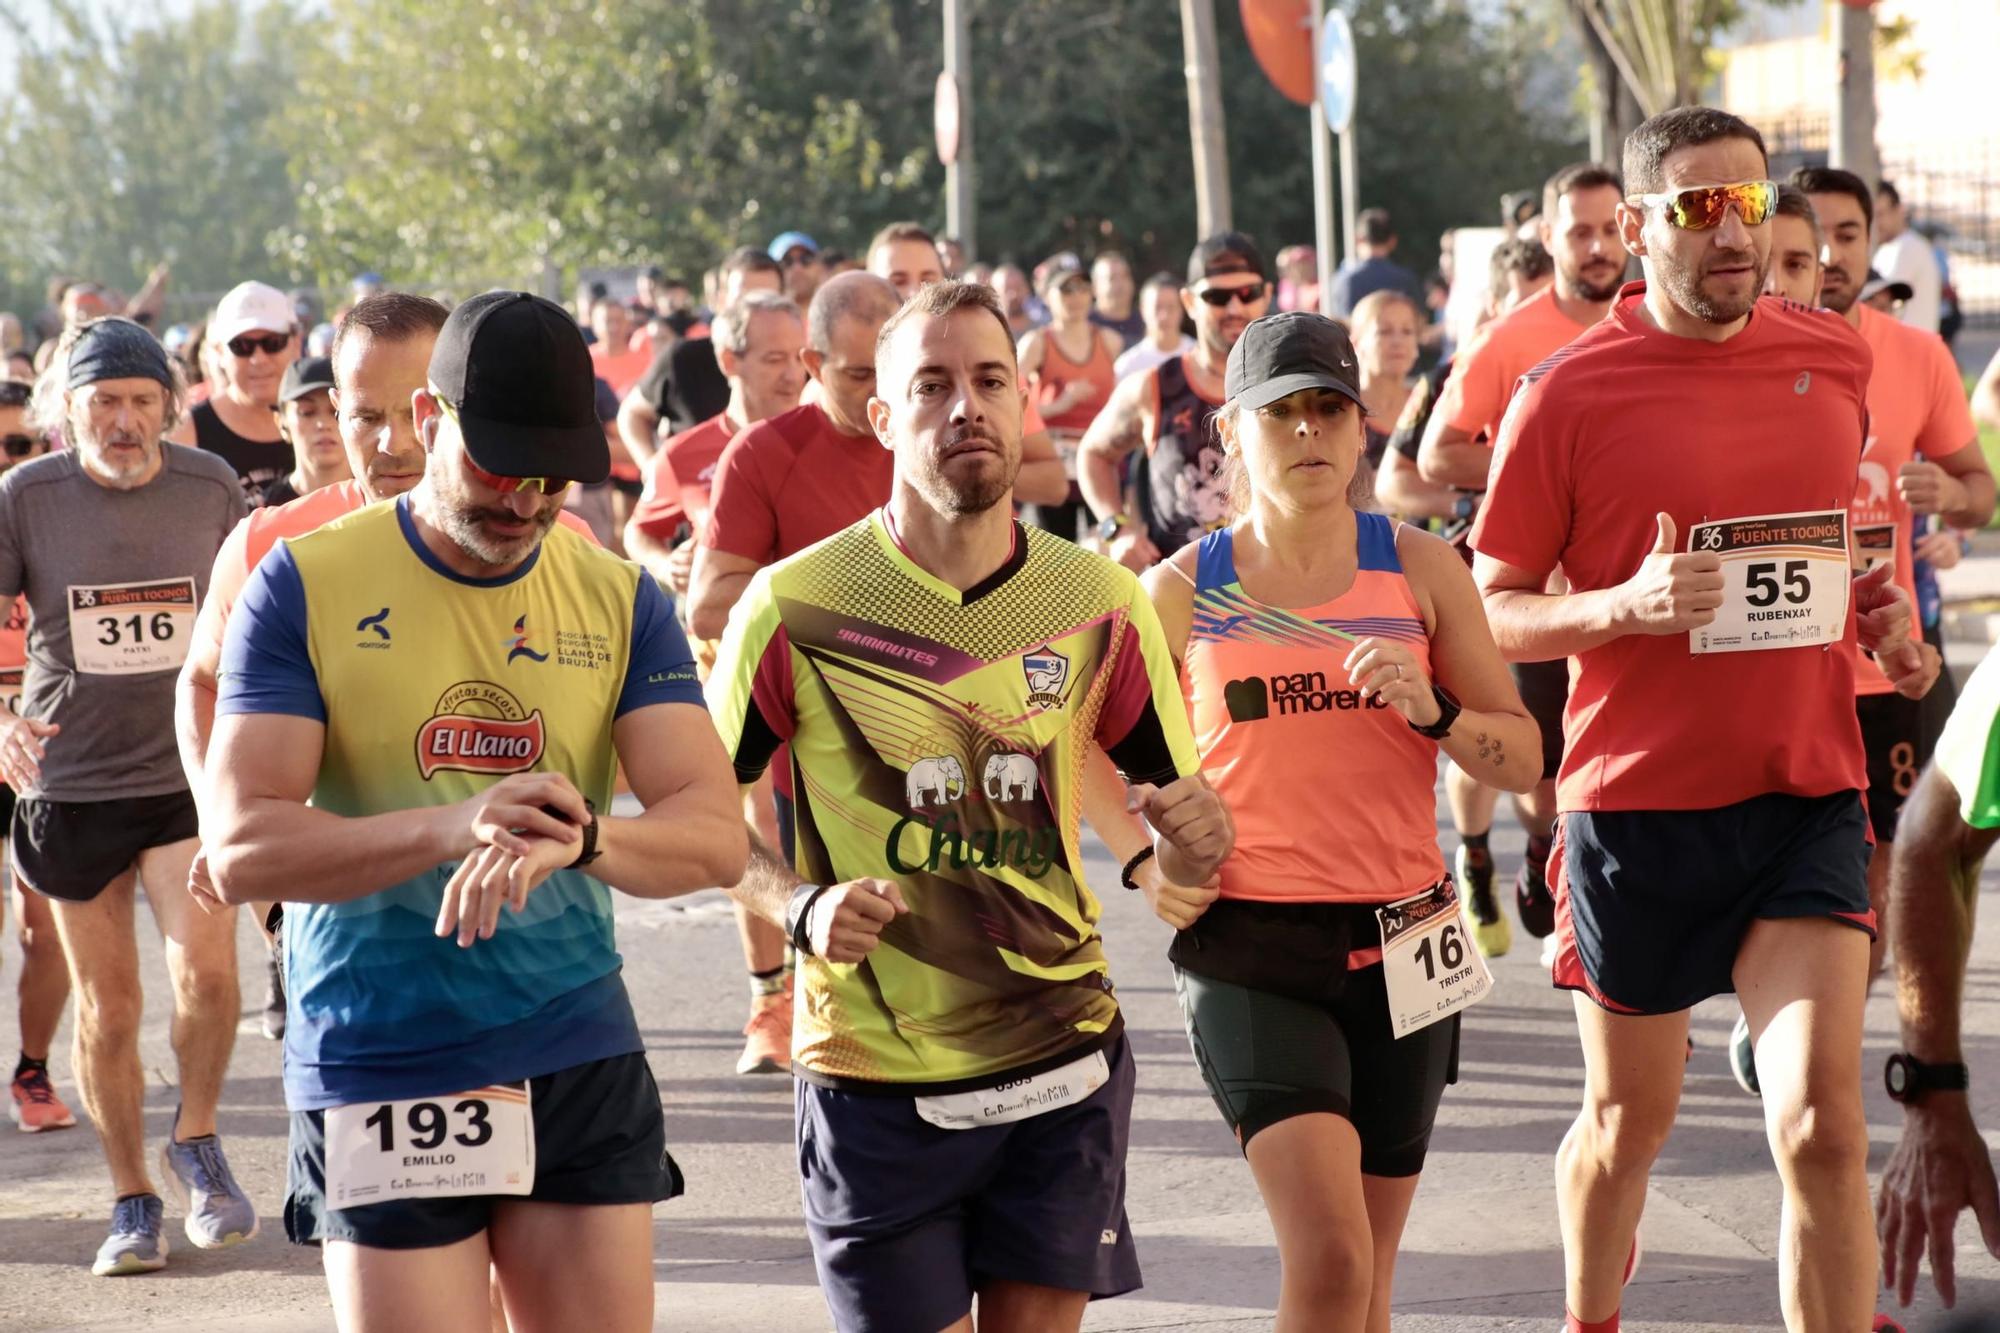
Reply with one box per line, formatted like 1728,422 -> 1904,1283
428,291 -> 609,484
278,355 -> 335,404
1225,312 -> 1365,412
1187,231 -> 1266,286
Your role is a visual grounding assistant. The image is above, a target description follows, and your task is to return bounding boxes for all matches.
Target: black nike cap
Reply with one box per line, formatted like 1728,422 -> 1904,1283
427,291 -> 609,484
1187,230 -> 1265,286
1224,311 -> 1365,412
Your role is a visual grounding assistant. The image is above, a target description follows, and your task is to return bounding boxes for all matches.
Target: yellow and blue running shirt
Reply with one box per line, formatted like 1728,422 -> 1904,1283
217,496 -> 702,1111
709,511 -> 1201,1094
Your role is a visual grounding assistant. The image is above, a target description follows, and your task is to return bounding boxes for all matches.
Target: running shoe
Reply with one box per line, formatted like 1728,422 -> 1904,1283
9,1066 -> 77,1132
1457,845 -> 1511,959
261,945 -> 286,1042
735,990 -> 792,1075
1872,1317 -> 1905,1332
160,1128 -> 258,1248
1729,1012 -> 1761,1097
1515,854 -> 1557,939
91,1194 -> 167,1276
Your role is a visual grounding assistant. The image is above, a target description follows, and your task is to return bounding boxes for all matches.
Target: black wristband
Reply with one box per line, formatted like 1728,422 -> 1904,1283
786,882 -> 831,956
1120,846 -> 1156,891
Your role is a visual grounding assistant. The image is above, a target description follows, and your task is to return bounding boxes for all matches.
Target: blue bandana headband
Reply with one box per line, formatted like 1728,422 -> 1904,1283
66,318 -> 172,393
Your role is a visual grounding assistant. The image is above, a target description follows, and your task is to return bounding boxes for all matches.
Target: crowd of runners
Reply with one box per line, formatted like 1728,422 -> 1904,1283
4,102 -> 2000,1333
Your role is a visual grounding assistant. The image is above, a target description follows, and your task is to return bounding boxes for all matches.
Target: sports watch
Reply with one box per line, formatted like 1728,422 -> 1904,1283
567,797 -> 601,869
1408,684 -> 1462,740
1884,1053 -> 1968,1105
1097,513 -> 1132,543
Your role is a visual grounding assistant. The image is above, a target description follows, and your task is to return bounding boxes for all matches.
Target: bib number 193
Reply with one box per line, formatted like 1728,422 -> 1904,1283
324,1083 -> 534,1208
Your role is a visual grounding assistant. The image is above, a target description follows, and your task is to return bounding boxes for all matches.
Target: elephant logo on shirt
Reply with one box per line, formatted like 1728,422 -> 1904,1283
983,753 -> 1040,802
1855,459 -> 1891,512
905,755 -> 967,809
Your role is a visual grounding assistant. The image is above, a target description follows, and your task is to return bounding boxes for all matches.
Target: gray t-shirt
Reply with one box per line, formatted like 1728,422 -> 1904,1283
0,445 -> 245,801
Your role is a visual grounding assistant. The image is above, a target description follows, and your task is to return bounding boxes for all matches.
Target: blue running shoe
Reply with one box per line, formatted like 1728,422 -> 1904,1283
161,1129 -> 258,1248
92,1193 -> 167,1276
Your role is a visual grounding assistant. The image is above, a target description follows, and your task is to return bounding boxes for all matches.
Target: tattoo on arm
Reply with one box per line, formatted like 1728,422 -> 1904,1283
1475,730 -> 1505,769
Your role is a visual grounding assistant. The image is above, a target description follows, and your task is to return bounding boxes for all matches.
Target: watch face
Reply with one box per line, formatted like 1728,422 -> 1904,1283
1886,1056 -> 1911,1099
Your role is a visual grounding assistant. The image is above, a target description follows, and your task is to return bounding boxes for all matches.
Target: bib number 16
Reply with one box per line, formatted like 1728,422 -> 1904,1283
1412,921 -> 1465,981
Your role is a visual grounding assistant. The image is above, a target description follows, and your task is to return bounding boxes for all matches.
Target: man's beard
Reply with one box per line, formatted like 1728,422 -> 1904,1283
1660,249 -> 1769,325
80,430 -> 158,489
432,467 -> 560,565
1819,265 -> 1859,314
917,429 -> 1016,517
1565,258 -> 1625,304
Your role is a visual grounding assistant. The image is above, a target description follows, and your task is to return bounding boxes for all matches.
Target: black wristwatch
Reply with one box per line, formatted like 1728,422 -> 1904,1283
1097,513 -> 1132,543
568,797 -> 601,869
1408,684 -> 1462,740
1884,1052 -> 1969,1104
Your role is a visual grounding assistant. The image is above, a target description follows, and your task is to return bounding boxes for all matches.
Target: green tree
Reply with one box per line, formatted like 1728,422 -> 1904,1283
0,0 -> 305,322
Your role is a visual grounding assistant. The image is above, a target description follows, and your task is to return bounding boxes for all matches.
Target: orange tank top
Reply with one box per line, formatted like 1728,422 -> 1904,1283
1031,328 -> 1117,434
1184,515 -> 1445,903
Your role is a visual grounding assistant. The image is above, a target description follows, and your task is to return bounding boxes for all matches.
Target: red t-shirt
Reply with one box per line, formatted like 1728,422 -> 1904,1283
703,404 -> 894,562
630,413 -> 739,543
1471,283 -> 1873,813
1848,304 -> 1977,696
1439,285 -> 1595,445
0,594 -> 25,718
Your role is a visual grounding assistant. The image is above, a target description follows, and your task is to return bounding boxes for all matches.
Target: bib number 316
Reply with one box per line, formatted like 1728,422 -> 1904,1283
1376,879 -> 1492,1038
323,1083 -> 534,1209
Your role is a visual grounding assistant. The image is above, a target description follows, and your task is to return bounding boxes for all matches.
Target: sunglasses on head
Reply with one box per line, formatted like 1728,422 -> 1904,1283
1195,281 -> 1267,308
1634,180 -> 1778,231
227,332 -> 291,358
437,398 -> 574,496
1,434 -> 38,458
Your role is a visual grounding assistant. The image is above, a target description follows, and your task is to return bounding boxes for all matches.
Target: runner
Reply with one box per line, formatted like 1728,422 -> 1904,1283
1112,310 -> 1538,1331
1471,107 -> 1932,1333
1017,261 -> 1122,540
624,292 -> 806,608
1088,251 -> 1143,347
0,317 -> 253,1274
259,356 -> 350,508
1080,232 -> 1271,571
617,247 -> 783,466
0,381 -> 76,1133
1760,184 -> 1826,307
866,220 -> 946,302
1112,272 -> 1194,383
169,281 -> 299,505
202,290 -> 745,1333
1347,289 -> 1421,499
707,277 -> 1232,1333
770,230 -> 827,309
1724,166 -> 1989,1098
681,272 -> 901,1075
1874,645 -> 2000,1312
1417,163 -> 1625,960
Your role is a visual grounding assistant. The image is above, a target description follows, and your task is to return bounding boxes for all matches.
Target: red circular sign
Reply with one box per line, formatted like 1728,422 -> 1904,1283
1240,0 -> 1315,107
935,71 -> 961,166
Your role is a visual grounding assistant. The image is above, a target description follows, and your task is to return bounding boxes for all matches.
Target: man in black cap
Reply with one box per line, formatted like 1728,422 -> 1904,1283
1079,231 -> 1271,571
0,316 -> 253,1275
259,355 -> 349,510
201,292 -> 746,1329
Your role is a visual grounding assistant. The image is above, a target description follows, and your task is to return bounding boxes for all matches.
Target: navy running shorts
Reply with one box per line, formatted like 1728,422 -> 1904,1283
1550,790 -> 1873,1015
284,1052 -> 681,1249
12,791 -> 198,903
1857,690 -> 1928,842
795,1034 -> 1139,1333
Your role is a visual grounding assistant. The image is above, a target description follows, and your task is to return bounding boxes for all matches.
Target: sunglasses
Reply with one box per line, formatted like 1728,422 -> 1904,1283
1194,281 -> 1267,308
1633,180 -> 1778,231
438,398 -> 574,496
1,434 -> 38,458
227,332 -> 291,358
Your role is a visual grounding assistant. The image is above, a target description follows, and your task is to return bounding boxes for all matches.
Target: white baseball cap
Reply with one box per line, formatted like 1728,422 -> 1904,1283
210,281 -> 296,345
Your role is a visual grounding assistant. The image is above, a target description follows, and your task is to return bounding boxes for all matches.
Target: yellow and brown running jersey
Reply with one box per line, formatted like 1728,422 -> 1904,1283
708,510 -> 1199,1093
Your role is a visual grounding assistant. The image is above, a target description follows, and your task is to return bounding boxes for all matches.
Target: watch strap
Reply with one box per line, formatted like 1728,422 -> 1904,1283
567,797 -> 601,869
1408,684 -> 1461,740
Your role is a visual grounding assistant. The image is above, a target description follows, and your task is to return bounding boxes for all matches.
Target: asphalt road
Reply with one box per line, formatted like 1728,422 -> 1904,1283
5,793 -> 2000,1332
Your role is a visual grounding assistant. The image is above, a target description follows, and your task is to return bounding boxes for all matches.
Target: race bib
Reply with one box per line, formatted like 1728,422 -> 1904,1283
1377,879 -> 1492,1038
1687,511 -> 1850,656
914,1048 -> 1109,1131
323,1083 -> 534,1209
1855,522 -> 1897,577
0,666 -> 19,716
67,577 -> 196,675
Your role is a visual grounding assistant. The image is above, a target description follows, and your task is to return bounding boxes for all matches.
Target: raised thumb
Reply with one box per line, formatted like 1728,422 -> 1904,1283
1652,511 -> 1677,555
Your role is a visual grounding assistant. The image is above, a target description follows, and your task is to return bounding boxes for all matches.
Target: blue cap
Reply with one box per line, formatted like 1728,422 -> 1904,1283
767,231 -> 819,262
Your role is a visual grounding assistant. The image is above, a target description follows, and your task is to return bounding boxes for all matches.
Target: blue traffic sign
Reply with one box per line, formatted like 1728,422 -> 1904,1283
1318,8 -> 1356,134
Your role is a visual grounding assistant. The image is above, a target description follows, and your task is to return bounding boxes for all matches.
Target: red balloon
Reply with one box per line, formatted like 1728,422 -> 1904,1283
1240,0 -> 1316,107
